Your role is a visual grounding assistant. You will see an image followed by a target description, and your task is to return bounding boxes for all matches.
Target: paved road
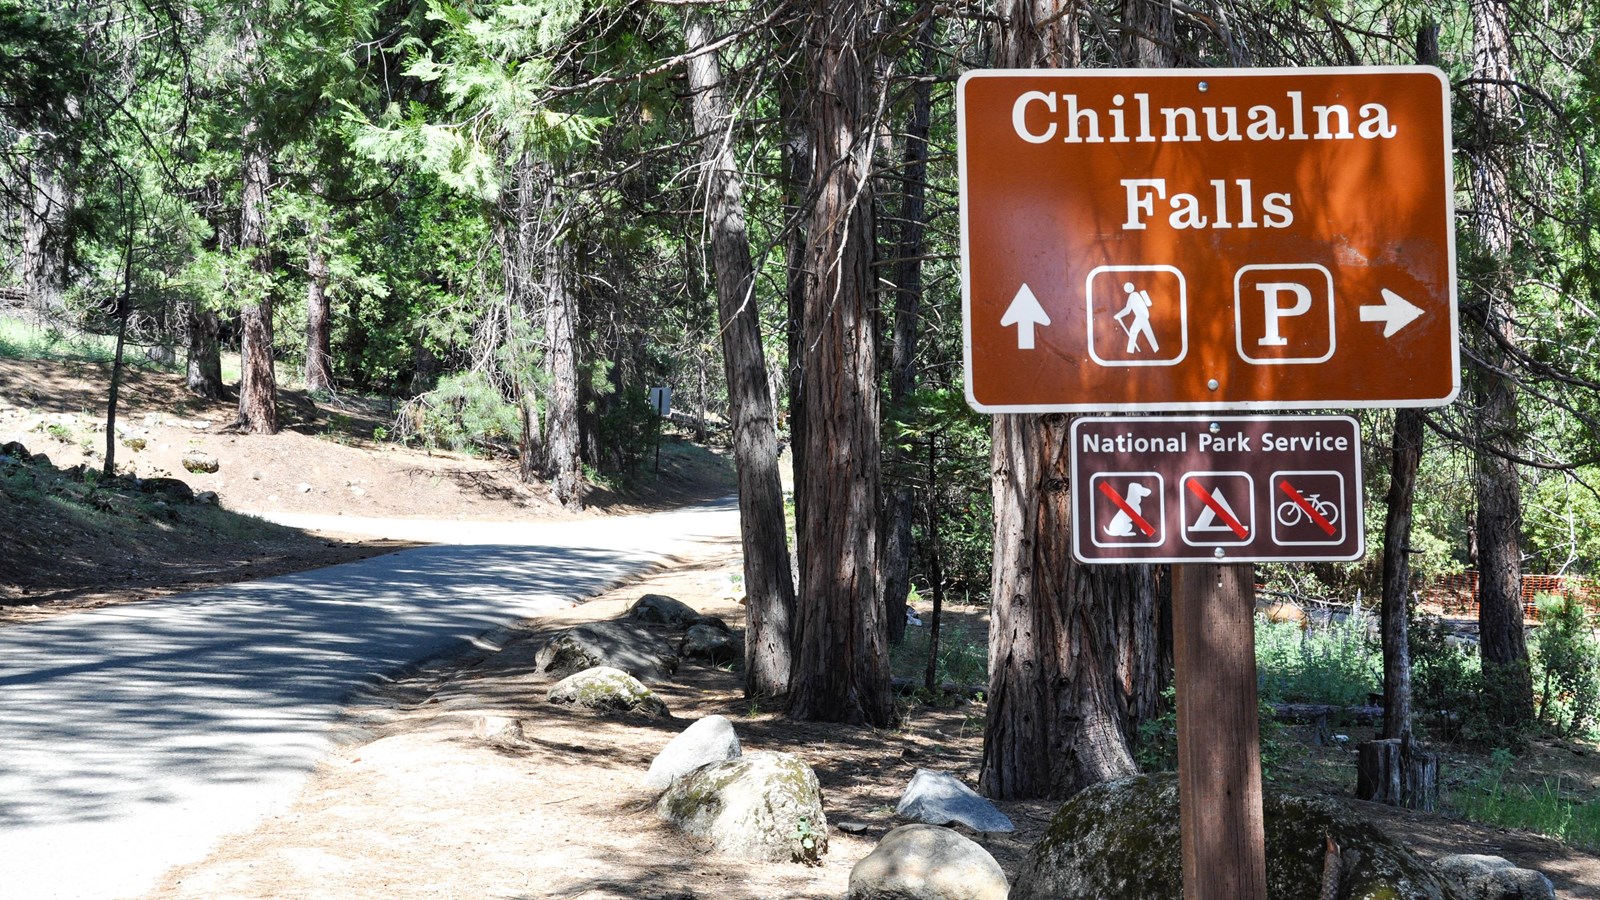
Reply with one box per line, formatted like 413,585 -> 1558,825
0,500 -> 738,899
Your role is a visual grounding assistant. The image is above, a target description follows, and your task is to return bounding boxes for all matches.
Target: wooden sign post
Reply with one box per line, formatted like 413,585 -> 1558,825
1173,564 -> 1268,899
957,67 -> 1458,899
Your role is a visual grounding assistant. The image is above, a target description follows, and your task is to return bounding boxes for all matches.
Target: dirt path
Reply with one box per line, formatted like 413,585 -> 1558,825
148,549 -> 1600,900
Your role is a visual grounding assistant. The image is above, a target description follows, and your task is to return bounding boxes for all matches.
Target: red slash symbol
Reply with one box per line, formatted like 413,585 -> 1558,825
1278,479 -> 1337,536
1097,480 -> 1156,537
1185,478 -> 1249,539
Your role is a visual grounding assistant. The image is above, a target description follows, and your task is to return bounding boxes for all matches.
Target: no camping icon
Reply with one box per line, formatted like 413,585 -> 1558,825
1181,472 -> 1255,548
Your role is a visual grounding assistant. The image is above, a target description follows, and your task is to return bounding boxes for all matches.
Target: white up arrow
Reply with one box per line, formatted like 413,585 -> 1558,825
1000,283 -> 1051,350
1360,289 -> 1425,338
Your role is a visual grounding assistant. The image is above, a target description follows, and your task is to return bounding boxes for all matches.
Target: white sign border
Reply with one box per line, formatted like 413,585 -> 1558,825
958,65 -> 1460,414
1068,414 -> 1366,565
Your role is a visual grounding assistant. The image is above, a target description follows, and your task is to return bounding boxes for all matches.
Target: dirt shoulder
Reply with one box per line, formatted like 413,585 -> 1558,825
149,549 -> 1600,900
0,357 -> 733,623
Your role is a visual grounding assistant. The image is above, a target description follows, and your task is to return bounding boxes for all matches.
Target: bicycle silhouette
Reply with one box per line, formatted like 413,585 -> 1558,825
1275,493 -> 1339,527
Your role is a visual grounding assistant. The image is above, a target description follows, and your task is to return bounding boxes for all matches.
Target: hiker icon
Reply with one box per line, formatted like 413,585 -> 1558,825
1104,481 -> 1153,537
1085,265 -> 1187,368
1113,282 -> 1158,353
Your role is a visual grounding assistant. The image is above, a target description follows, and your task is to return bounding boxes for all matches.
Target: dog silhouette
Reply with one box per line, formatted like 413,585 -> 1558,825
1105,482 -> 1153,537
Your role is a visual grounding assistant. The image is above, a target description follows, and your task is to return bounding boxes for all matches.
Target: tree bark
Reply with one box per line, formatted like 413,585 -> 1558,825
981,0 -> 1154,800
1380,409 -> 1424,741
982,413 -> 1138,799
685,11 -> 797,698
543,195 -> 583,510
881,10 -> 935,647
304,214 -> 334,393
185,305 -> 224,400
785,0 -> 893,726
780,36 -> 811,553
1467,0 -> 1532,728
234,6 -> 278,434
501,153 -> 545,482
20,155 -> 70,325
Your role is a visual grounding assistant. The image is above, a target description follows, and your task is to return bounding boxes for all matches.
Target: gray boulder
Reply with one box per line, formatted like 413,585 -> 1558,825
533,621 -> 678,682
1014,774 -> 1463,899
627,593 -> 700,628
681,623 -> 739,665
657,750 -> 828,863
897,769 -> 1014,834
848,824 -> 1009,900
546,666 -> 670,719
643,714 -> 741,790
1434,855 -> 1556,900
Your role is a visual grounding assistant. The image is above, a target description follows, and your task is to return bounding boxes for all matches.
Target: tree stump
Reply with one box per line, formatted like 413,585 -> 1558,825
1356,738 -> 1438,812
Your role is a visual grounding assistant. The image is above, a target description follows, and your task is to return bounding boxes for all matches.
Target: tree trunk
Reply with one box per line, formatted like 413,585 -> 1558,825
981,0 -> 1154,800
785,0 -> 893,726
304,213 -> 333,393
544,204 -> 583,510
1468,0 -> 1532,729
881,10 -> 935,647
780,47 -> 811,555
20,155 -> 70,325
1380,409 -> 1424,741
234,7 -> 278,434
185,305 -> 224,400
685,11 -> 797,699
981,413 -> 1138,799
501,154 -> 545,482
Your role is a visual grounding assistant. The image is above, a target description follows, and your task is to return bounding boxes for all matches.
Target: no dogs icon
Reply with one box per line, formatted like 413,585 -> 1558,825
1089,473 -> 1164,548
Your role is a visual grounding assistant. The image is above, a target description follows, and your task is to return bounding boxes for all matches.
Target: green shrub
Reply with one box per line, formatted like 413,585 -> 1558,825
1255,607 -> 1379,707
1409,611 -> 1527,747
1450,748 -> 1600,850
407,371 -> 520,455
1532,593 -> 1600,739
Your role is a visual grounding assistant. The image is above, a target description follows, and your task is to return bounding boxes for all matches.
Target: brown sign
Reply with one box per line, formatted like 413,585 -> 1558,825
959,68 -> 1457,412
1071,416 -> 1363,563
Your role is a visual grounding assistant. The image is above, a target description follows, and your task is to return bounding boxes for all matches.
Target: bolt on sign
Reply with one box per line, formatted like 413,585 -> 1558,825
958,68 -> 1457,412
1071,416 -> 1363,563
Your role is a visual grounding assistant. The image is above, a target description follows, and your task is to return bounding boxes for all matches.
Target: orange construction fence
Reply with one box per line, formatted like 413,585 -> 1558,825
1420,571 -> 1600,620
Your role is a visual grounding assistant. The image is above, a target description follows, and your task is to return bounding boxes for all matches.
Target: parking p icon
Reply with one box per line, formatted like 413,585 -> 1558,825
1234,264 -> 1335,365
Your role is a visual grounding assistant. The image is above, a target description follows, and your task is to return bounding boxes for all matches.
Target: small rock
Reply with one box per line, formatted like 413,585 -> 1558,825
837,822 -> 872,835
195,491 -> 219,505
896,769 -> 1015,834
181,453 -> 219,474
1435,854 -> 1556,900
848,824 -> 1009,900
681,623 -> 739,665
644,714 -> 741,790
472,715 -> 527,748
297,482 -> 312,493
350,486 -> 365,496
1,440 -> 28,459
657,751 -> 827,863
627,593 -> 701,628
547,666 -> 670,719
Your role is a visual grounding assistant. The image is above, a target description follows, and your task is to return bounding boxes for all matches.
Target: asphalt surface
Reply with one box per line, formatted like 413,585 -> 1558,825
0,500 -> 738,899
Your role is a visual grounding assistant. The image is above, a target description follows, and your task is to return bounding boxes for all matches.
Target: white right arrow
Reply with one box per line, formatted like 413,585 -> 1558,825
1360,289 -> 1425,338
1000,283 -> 1051,350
